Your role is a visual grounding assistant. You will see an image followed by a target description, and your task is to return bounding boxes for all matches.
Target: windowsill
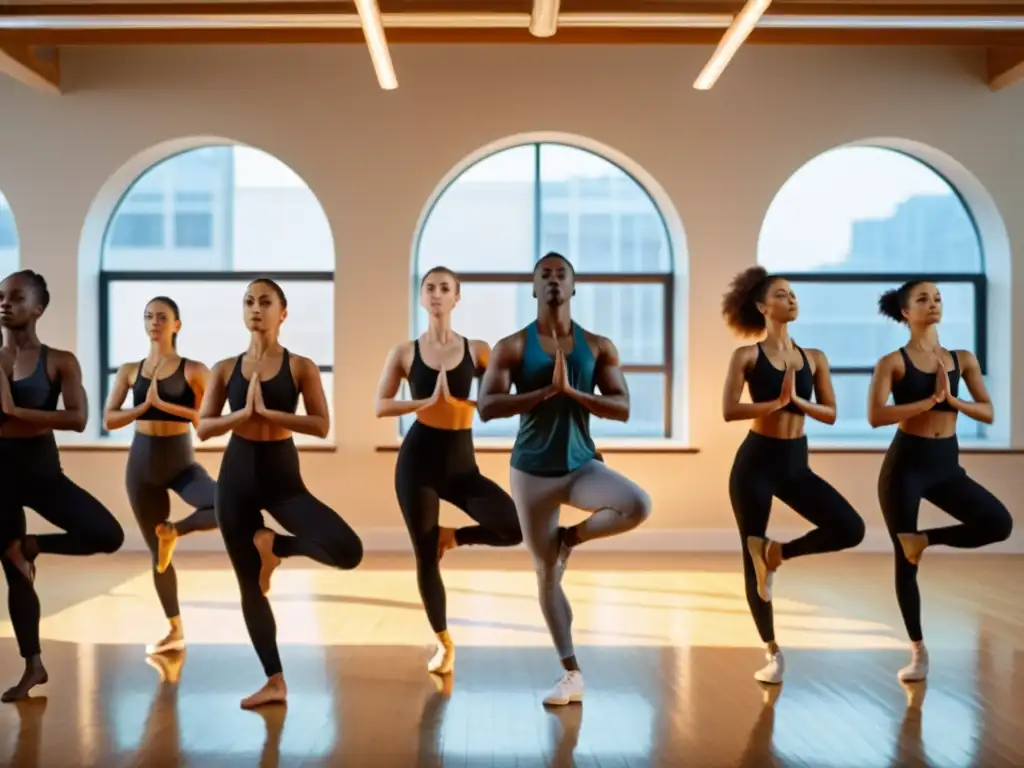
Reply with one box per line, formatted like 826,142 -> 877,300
809,439 -> 1022,454
375,437 -> 700,454
58,441 -> 338,453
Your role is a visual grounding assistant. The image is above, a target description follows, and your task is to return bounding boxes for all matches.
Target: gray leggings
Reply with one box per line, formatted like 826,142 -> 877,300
127,433 -> 218,619
510,460 -> 652,659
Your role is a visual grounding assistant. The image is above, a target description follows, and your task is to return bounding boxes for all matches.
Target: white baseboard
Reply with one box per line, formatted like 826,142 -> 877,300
119,527 -> 1024,555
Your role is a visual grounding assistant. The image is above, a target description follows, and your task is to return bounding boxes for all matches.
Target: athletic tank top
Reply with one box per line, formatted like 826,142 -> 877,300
745,343 -> 814,415
510,322 -> 598,476
132,358 -> 196,422
408,338 -> 476,400
11,345 -> 61,411
892,347 -> 959,413
226,349 -> 299,414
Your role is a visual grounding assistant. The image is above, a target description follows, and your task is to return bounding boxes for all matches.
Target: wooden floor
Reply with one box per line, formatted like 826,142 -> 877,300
0,551 -> 1022,767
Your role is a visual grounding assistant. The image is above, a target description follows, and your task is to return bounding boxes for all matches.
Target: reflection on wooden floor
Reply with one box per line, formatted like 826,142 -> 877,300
0,552 -> 1022,766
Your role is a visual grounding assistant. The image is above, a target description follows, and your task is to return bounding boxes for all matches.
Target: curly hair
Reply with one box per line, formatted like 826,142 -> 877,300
878,280 -> 928,324
721,266 -> 779,336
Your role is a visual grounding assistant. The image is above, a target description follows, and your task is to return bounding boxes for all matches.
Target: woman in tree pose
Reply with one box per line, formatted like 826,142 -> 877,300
869,279 -> 1012,682
104,295 -> 218,655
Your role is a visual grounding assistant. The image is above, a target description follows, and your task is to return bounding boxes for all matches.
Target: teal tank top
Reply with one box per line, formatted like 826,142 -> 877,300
510,321 -> 598,476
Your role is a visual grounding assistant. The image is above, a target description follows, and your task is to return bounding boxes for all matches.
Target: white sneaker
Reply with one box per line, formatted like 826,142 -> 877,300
754,649 -> 784,684
542,670 -> 584,706
898,643 -> 929,682
746,536 -> 774,602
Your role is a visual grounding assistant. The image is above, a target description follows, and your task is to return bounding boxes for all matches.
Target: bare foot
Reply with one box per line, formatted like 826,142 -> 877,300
253,529 -> 281,596
240,675 -> 287,709
2,662 -> 48,703
155,523 -> 179,574
897,533 -> 928,566
765,540 -> 784,571
436,527 -> 457,561
4,539 -> 35,584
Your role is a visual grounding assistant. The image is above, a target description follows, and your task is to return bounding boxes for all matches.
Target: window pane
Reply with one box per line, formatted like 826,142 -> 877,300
539,144 -> 671,274
0,189 -> 19,276
106,280 -> 333,367
592,372 -> 665,438
102,145 -> 334,272
413,281 -> 664,366
103,373 -> 333,446
805,373 -> 982,442
790,281 -> 976,368
759,146 -> 981,274
418,144 -> 536,275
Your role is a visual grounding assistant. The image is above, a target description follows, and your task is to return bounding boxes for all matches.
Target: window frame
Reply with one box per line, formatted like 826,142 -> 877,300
97,270 -> 334,438
412,141 -> 677,438
778,270 -> 988,440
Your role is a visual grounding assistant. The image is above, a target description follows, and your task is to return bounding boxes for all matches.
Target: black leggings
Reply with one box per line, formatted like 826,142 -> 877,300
396,422 -> 522,633
127,432 -> 218,619
0,435 -> 125,658
879,431 -> 1013,642
216,434 -> 363,677
729,432 -> 865,644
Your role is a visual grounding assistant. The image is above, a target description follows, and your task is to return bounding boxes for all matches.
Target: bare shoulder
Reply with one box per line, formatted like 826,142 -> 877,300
494,330 -> 526,358
184,359 -> 211,377
584,331 -> 620,362
50,347 -> 82,372
468,338 -> 491,368
210,356 -> 238,383
875,349 -> 904,375
390,340 -> 415,371
802,347 -> 829,371
731,344 -> 758,368
289,352 -> 320,378
953,349 -> 979,370
118,361 -> 141,384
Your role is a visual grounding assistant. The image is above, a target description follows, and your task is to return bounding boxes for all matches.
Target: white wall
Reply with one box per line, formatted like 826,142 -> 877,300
0,43 -> 1022,553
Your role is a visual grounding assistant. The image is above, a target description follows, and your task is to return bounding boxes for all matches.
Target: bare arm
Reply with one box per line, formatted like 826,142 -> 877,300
722,347 -> 786,422
566,337 -> 629,421
6,351 -> 88,432
197,359 -> 251,440
477,336 -> 554,422
866,354 -> 936,428
949,351 -> 994,424
791,349 -> 837,425
258,356 -> 330,438
150,361 -> 209,427
375,343 -> 431,418
103,363 -> 150,430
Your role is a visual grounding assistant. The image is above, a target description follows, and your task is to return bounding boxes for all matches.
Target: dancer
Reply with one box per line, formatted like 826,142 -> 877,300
0,270 -> 125,702
197,278 -> 363,709
375,266 -> 522,676
478,252 -> 652,707
869,279 -> 1012,682
103,296 -> 218,655
721,266 -> 865,684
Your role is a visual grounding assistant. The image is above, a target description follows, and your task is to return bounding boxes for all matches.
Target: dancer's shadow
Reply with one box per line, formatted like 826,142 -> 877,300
416,673 -> 452,768
252,704 -> 287,768
135,649 -> 187,766
9,696 -> 48,768
892,680 -> 927,766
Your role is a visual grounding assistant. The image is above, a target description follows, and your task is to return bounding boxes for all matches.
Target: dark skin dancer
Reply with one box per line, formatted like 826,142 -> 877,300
104,297 -> 216,655
0,270 -> 124,701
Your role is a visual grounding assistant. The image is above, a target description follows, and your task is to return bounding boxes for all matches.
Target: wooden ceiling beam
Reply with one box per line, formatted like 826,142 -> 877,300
0,44 -> 60,94
987,47 -> 1024,91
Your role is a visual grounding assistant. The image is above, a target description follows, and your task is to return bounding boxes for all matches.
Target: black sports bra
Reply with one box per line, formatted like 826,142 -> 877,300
745,343 -> 814,415
408,338 -> 477,400
11,345 -> 61,411
891,347 -> 959,413
226,349 -> 299,414
132,358 -> 196,422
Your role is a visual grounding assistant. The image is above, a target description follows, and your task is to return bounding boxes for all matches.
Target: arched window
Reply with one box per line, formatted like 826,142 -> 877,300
412,141 -> 675,438
758,145 -> 985,442
0,189 -> 19,275
99,144 -> 335,443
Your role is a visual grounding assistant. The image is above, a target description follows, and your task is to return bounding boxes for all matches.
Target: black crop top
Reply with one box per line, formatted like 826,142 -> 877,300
891,347 -> 959,413
132,358 -> 196,422
408,338 -> 477,400
11,345 -> 61,411
226,349 -> 299,414
745,343 -> 814,415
